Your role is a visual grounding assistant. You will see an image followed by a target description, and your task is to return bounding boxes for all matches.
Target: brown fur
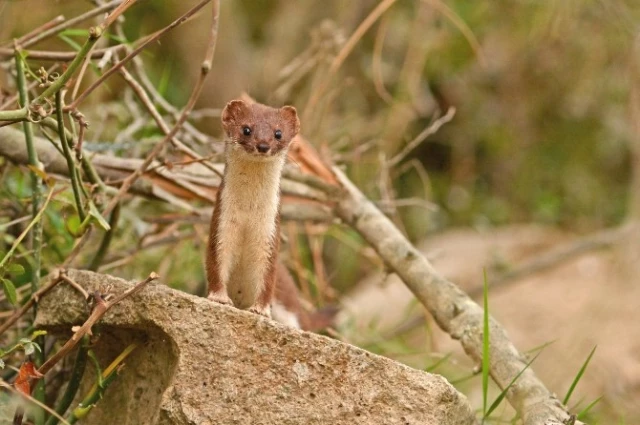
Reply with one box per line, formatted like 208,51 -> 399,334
274,263 -> 339,331
206,100 -> 299,317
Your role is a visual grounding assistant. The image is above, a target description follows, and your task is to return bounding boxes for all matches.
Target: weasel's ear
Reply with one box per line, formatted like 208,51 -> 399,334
280,106 -> 300,136
221,100 -> 248,130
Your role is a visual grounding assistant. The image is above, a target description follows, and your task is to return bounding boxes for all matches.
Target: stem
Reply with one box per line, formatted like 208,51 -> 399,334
88,202 -> 120,271
55,92 -> 86,222
0,107 -> 27,121
15,49 -> 45,425
66,343 -> 137,424
33,28 -> 101,106
45,337 -> 89,425
80,156 -> 107,194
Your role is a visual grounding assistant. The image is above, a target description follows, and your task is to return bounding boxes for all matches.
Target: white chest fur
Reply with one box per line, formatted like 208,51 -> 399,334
215,148 -> 285,308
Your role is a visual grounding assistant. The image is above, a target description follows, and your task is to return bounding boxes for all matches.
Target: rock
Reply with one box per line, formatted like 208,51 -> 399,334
35,269 -> 475,425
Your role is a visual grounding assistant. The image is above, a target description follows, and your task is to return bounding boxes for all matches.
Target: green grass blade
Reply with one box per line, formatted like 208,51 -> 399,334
482,269 -> 490,420
425,352 -> 452,373
57,34 -> 83,52
563,345 -> 597,405
577,396 -> 602,421
523,339 -> 556,355
484,351 -> 541,419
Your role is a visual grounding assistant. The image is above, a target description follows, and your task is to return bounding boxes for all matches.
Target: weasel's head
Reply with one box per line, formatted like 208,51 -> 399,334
221,99 -> 300,160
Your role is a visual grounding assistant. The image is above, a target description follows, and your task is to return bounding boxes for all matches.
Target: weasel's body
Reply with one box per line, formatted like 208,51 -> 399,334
207,100 -> 299,317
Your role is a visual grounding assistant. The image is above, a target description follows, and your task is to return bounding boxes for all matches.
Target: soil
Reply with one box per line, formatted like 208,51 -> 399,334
339,223 -> 640,423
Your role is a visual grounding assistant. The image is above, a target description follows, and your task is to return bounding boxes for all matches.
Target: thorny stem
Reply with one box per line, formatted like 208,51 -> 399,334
67,0 -> 212,112
88,202 -> 120,271
118,67 -> 222,177
0,31 -> 99,123
33,28 -> 101,106
66,343 -> 138,424
6,0 -> 122,50
101,0 -> 219,216
55,92 -> 86,222
37,273 -> 157,376
0,0 -> 135,122
45,336 -> 89,425
15,49 -> 46,425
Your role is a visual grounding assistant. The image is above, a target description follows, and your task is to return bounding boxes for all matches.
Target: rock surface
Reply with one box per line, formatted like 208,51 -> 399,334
35,269 -> 475,425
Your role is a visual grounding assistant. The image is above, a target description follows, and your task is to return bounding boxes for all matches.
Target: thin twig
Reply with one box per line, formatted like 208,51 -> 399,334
15,50 -> 46,421
372,15 -> 394,104
0,44 -> 128,61
0,0 -> 135,123
303,0 -> 398,121
67,0 -> 212,111
0,270 -> 62,336
88,202 -> 120,271
55,92 -> 86,222
0,380 -> 72,425
59,274 -> 90,300
388,106 -> 456,167
11,0 -> 123,50
1,15 -> 65,48
118,67 -> 222,178
100,0 -> 220,217
45,336 -> 89,425
128,44 -> 212,144
37,272 -> 158,376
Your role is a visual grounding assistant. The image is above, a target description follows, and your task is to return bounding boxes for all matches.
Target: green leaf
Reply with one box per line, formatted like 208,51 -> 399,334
0,359 -> 4,369
2,278 -> 17,305
66,214 -> 82,236
7,263 -> 25,275
425,352 -> 452,373
563,346 -> 597,405
19,339 -> 41,356
577,396 -> 602,420
88,201 -> 111,231
57,33 -> 83,52
31,330 -> 47,339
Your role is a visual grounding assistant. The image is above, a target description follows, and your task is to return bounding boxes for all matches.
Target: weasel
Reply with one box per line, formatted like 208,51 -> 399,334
207,99 -> 300,318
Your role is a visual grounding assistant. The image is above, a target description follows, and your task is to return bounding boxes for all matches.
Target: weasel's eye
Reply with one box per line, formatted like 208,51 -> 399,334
274,130 -> 282,140
242,126 -> 252,136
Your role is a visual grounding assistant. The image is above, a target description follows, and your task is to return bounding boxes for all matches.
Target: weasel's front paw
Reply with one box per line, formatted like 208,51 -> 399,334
208,291 -> 233,306
248,304 -> 272,318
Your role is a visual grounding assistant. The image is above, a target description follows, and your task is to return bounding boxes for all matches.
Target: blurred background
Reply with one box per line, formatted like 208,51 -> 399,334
1,0 -> 640,423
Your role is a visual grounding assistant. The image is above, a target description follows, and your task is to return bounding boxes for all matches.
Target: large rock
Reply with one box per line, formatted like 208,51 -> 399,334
35,269 -> 475,425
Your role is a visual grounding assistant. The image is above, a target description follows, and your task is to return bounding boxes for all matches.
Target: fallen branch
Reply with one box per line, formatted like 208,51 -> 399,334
332,167 -> 580,425
0,126 -> 333,222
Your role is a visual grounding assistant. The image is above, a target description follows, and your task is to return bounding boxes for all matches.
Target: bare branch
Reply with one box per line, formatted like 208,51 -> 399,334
388,106 -> 456,167
67,0 -> 212,111
332,167 -> 579,425
101,0 -> 220,217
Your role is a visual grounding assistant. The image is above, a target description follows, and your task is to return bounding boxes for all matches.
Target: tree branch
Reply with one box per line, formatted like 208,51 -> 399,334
332,167 -> 580,425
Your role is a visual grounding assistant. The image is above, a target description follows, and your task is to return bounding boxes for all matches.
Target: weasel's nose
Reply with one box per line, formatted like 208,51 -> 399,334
256,143 -> 270,153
